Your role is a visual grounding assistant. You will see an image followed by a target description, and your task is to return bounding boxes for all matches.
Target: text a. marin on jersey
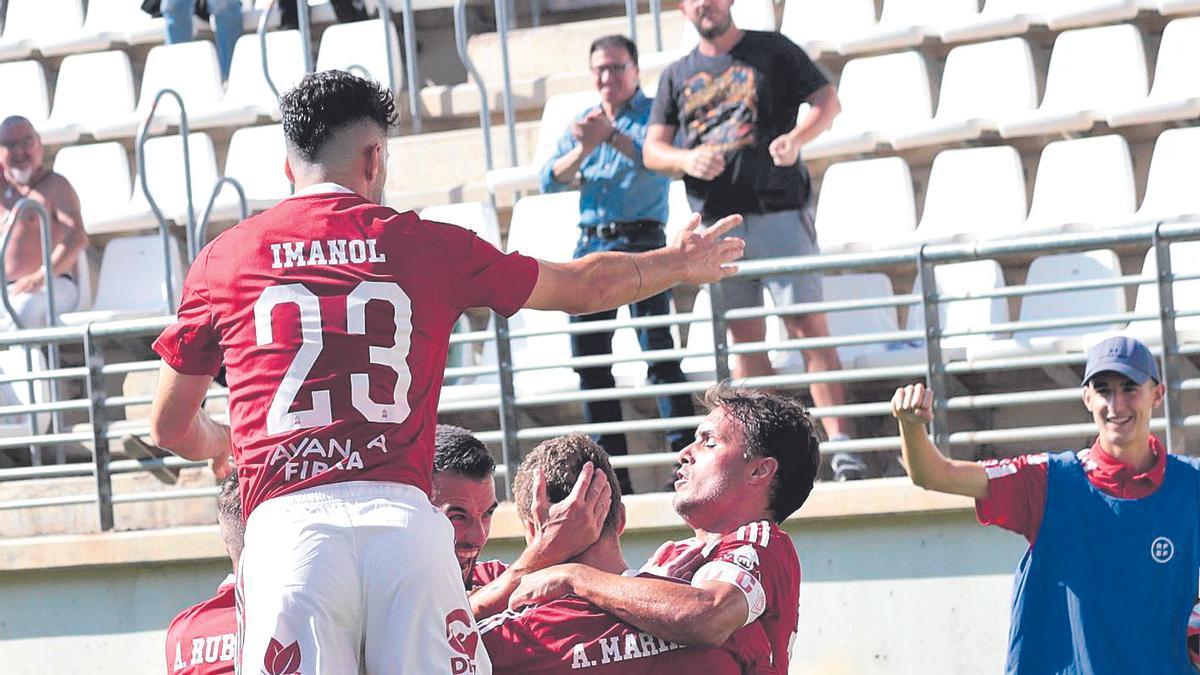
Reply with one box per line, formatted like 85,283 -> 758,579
570,631 -> 689,669
269,238 -> 387,269
270,433 -> 390,482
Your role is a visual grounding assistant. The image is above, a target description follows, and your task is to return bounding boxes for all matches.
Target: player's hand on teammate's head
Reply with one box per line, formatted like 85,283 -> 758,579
672,213 -> 745,285
508,564 -> 580,611
640,539 -> 706,581
891,383 -> 935,425
529,462 -> 610,562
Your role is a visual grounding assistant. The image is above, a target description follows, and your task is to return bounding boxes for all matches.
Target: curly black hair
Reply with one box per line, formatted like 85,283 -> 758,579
434,424 -> 495,480
703,384 -> 823,523
280,70 -> 398,161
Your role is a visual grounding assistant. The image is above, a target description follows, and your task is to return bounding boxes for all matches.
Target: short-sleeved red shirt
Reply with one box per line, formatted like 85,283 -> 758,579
661,520 -> 801,672
165,577 -> 237,675
469,559 -> 509,590
975,435 -> 1168,544
152,186 -> 539,518
479,575 -> 776,674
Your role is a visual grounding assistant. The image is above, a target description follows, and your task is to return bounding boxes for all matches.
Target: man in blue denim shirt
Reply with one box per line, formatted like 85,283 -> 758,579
541,34 -> 693,494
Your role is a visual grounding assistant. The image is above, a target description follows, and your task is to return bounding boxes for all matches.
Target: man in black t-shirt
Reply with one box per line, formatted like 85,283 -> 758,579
646,0 -> 869,480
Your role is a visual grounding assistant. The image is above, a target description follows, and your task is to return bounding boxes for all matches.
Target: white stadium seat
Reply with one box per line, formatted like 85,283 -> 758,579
1160,0 -> 1200,15
211,125 -> 292,222
1135,127 -> 1200,224
814,157 -> 916,254
147,41 -> 257,131
665,181 -> 694,244
681,288 -> 785,379
1042,0 -> 1139,31
59,235 -> 186,326
941,0 -> 1137,43
48,0 -> 173,53
53,142 -> 158,235
821,274 -> 901,368
890,38 -> 1038,151
1107,17 -> 1200,127
0,0 -> 84,61
780,0 -> 878,58
839,0 -> 980,55
858,260 -> 1009,368
504,192 -> 584,396
1010,135 -> 1137,238
804,51 -> 932,159
130,133 -> 221,228
998,24 -> 1148,139
0,346 -> 51,438
420,202 -> 502,248
883,146 -> 1027,247
316,19 -> 404,92
46,51 -> 136,145
222,31 -> 309,122
967,250 -> 1125,360
485,90 -> 600,198
0,61 -> 53,136
1082,241 -> 1200,349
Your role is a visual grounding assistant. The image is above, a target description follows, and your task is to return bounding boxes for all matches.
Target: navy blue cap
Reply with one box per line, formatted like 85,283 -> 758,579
1082,336 -> 1160,385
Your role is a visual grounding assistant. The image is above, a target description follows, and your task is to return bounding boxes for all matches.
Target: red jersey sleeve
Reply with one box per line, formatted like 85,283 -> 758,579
436,224 -> 538,316
152,247 -> 223,377
975,453 -> 1050,544
469,559 -> 509,590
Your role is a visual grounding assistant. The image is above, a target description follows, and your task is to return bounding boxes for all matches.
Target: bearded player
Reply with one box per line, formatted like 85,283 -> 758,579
148,70 -> 744,674
510,386 -> 821,672
480,433 -> 775,674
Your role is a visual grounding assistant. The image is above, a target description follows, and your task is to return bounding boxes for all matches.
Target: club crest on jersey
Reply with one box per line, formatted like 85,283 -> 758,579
446,609 -> 480,674
269,239 -> 387,269
262,637 -> 301,675
1151,536 -> 1175,564
725,544 -> 760,572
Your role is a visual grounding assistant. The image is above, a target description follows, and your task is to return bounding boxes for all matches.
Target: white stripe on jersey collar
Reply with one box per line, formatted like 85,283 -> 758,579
288,182 -> 358,199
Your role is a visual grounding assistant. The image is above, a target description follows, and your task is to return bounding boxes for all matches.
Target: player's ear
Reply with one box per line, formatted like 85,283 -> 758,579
364,141 -> 384,184
283,157 -> 295,185
614,502 -> 626,537
1152,381 -> 1166,409
749,456 -> 777,487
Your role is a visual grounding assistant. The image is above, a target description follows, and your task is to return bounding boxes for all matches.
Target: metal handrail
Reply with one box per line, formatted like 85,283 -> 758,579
493,0 -> 518,167
257,0 -> 281,101
135,88 -> 192,312
396,0 -> 423,134
650,0 -> 663,51
193,177 -> 249,260
625,0 -> 638,47
297,0 -> 314,74
454,0 -> 494,171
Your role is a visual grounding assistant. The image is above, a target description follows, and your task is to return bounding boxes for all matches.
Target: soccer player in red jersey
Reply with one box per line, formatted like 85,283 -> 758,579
481,433 -> 775,674
509,386 -> 820,672
165,473 -> 241,675
148,70 -> 744,675
431,424 -> 610,616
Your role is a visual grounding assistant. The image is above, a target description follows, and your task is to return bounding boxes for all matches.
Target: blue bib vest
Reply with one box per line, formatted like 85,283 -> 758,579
1006,450 -> 1200,674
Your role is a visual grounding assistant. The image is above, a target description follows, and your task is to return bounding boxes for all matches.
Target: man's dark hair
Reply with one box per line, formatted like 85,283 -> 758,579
589,34 -> 639,66
434,424 -> 495,480
217,471 -> 245,560
703,384 -> 823,523
279,70 -> 398,161
512,433 -> 622,533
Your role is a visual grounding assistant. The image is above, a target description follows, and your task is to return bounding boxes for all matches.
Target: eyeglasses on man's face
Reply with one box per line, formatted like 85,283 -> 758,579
591,62 -> 634,76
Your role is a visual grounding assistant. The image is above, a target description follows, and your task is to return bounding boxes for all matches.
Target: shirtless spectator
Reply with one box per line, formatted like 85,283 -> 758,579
0,116 -> 87,330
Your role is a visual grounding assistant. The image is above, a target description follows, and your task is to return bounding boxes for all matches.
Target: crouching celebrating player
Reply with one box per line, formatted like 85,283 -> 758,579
508,386 -> 822,673
479,433 -> 775,673
892,336 -> 1200,674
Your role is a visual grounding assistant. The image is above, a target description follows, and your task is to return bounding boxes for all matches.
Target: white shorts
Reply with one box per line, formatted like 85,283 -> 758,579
237,481 -> 491,675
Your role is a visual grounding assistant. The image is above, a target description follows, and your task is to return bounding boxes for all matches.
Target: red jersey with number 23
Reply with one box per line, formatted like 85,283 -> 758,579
662,520 -> 801,672
153,187 -> 539,518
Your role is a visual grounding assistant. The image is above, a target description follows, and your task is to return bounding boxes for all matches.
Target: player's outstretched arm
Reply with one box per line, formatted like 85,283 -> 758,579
892,383 -> 989,499
523,213 -> 745,315
150,364 -> 231,463
509,565 -> 748,648
470,465 -> 610,619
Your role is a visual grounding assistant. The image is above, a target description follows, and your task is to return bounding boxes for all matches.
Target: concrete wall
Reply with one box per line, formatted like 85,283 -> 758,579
0,482 -> 1028,674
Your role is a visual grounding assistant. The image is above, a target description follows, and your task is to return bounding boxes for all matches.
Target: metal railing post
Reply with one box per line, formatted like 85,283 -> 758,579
917,247 -> 950,450
1153,223 -> 1186,454
397,0 -> 423,134
493,0 -> 519,168
494,315 -> 520,500
625,0 -> 639,47
258,0 -> 281,101
193,178 -> 249,260
708,282 -> 732,382
84,326 -> 114,531
650,0 -> 663,51
454,0 -> 495,172
297,0 -> 315,74
135,89 -> 190,313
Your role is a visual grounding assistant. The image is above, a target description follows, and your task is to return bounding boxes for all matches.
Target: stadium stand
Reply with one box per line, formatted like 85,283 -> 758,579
58,234 -> 184,326
52,141 -> 158,234
813,156 -> 917,253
